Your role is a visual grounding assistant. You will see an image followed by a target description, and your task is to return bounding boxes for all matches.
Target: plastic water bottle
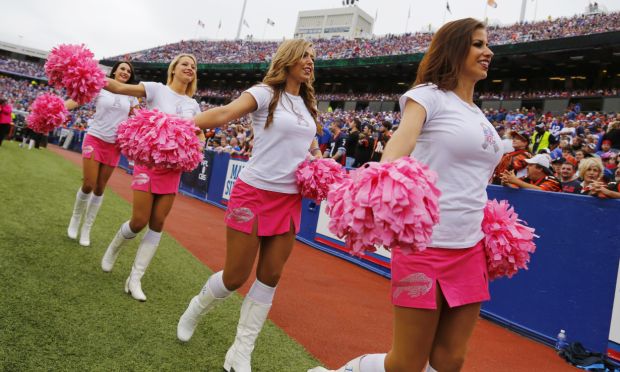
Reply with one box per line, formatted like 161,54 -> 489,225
555,329 -> 568,350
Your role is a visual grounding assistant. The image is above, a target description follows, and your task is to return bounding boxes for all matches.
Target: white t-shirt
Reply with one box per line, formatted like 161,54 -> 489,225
87,90 -> 139,143
142,82 -> 200,118
239,84 -> 317,194
399,84 -> 502,249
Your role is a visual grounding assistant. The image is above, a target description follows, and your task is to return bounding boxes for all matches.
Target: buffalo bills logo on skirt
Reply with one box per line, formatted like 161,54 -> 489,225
82,145 -> 94,156
226,207 -> 254,223
132,173 -> 150,186
392,272 -> 433,300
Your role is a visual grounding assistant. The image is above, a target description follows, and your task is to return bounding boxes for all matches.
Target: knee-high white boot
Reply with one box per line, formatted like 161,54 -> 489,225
125,229 -> 161,301
223,297 -> 271,372
28,139 -> 35,150
101,221 -> 137,272
309,353 -> 388,372
79,194 -> 103,246
67,188 -> 91,240
177,272 -> 231,342
223,279 -> 276,372
307,356 -> 367,372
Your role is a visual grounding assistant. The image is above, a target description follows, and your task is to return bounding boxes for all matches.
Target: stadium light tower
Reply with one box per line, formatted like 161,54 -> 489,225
236,0 -> 249,39
519,0 -> 527,23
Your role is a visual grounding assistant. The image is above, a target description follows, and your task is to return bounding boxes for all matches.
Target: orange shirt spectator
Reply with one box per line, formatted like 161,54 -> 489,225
492,131 -> 531,184
500,154 -> 561,192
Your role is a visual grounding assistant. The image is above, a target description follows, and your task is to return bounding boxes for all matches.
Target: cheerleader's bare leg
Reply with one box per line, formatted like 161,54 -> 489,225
177,223 -> 260,343
101,190 -> 152,273
427,300 -> 481,371
309,285 -> 479,372
177,221 -> 296,372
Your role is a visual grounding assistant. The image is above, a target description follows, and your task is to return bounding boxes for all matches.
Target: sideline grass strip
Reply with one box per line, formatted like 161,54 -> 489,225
0,141 -> 319,371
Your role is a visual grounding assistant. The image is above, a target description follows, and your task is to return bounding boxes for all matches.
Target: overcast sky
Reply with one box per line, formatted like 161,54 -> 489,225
1,0 -> 618,59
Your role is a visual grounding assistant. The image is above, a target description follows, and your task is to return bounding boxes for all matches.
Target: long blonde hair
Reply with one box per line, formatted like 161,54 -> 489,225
262,39 -> 320,132
578,157 -> 603,181
167,53 -> 198,97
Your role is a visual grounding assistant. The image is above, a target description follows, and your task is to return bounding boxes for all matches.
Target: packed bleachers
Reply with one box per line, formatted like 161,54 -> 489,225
1,35 -> 618,198
108,12 -> 620,63
0,56 -> 47,79
197,88 -> 620,102
477,88 -> 620,100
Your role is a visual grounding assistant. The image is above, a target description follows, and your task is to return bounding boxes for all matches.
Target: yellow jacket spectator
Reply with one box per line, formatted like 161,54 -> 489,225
530,123 -> 551,154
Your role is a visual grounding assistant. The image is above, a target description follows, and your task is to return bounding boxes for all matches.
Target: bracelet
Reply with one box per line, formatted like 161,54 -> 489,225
310,147 -> 320,154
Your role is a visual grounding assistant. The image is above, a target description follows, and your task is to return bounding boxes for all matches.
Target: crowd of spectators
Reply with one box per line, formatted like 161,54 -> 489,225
477,88 -> 619,100
486,9 -> 619,44
197,87 -> 620,103
109,11 -> 620,64
2,72 -> 619,199
196,88 -> 402,102
487,104 -> 620,198
0,56 -> 47,79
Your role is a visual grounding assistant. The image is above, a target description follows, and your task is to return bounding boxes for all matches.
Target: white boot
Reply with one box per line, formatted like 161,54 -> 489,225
79,195 -> 103,247
223,297 -> 271,372
124,229 -> 161,302
177,282 -> 229,342
67,189 -> 91,240
28,139 -> 35,150
101,222 -> 136,272
307,356 -> 364,372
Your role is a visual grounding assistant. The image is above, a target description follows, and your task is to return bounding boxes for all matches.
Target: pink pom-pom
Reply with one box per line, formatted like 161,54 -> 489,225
482,199 -> 537,280
45,44 -> 107,104
26,93 -> 69,134
116,109 -> 203,172
296,158 -> 347,201
326,157 -> 441,256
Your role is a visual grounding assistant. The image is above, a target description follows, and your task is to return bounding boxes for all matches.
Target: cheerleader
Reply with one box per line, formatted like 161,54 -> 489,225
66,61 -> 139,246
176,39 -> 321,372
100,54 -> 201,302
309,18 -> 500,372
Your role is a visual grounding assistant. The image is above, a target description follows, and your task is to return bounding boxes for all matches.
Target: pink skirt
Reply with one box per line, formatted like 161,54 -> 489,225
82,134 -> 120,167
225,179 -> 301,236
391,240 -> 489,309
131,164 -> 182,195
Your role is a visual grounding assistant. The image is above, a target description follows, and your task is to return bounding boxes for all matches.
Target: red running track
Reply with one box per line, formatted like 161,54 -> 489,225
50,146 -> 575,371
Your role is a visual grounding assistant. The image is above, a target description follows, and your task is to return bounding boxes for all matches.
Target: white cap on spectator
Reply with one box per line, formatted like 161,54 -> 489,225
525,154 -> 551,168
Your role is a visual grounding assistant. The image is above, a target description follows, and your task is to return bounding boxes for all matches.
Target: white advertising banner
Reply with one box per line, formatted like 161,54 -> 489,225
608,259 -> 620,360
315,201 -> 392,260
222,159 -> 248,201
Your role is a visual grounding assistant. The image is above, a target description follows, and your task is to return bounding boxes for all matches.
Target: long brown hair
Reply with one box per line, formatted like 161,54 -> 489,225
167,53 -> 198,97
262,39 -> 321,133
109,61 -> 137,84
414,18 -> 485,91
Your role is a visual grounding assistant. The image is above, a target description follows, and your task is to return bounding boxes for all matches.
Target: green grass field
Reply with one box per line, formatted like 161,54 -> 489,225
0,141 -> 319,371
